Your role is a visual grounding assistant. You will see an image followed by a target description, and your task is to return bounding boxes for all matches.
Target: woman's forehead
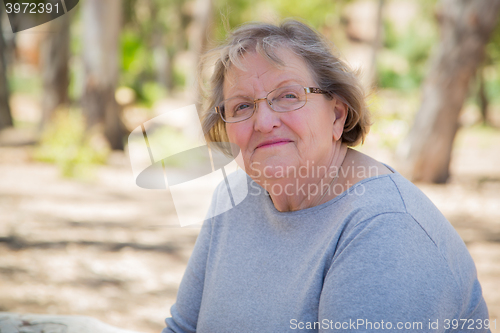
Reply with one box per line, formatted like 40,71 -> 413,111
223,50 -> 313,96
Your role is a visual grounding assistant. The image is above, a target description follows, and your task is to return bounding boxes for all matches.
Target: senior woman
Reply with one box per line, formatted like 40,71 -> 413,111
163,20 -> 490,332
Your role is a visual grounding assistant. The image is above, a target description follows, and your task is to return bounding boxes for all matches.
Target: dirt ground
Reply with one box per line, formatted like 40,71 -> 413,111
0,126 -> 499,333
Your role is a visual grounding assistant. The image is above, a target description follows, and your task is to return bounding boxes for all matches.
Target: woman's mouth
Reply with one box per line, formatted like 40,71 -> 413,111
256,139 -> 292,149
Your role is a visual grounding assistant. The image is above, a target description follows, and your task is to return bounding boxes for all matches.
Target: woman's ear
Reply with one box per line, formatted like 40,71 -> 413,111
332,99 -> 348,141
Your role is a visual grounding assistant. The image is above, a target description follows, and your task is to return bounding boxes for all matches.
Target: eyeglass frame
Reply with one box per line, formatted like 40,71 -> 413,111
215,85 -> 332,123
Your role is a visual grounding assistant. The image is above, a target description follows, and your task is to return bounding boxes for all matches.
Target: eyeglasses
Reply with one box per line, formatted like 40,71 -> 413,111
215,84 -> 331,123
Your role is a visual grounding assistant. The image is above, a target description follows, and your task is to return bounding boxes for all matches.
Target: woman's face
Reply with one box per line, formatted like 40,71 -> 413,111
224,49 -> 343,182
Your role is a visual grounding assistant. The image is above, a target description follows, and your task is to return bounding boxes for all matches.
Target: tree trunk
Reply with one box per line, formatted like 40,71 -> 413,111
367,0 -> 385,90
477,66 -> 489,125
398,0 -> 500,183
0,11 -> 13,130
40,14 -> 71,128
82,0 -> 124,150
187,0 -> 213,105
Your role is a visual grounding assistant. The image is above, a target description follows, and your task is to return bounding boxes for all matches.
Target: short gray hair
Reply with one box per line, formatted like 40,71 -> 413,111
200,19 -> 370,154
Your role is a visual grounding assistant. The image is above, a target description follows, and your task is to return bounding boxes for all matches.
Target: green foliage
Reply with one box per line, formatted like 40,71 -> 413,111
116,0 -> 351,106
484,21 -> 500,104
485,76 -> 500,104
141,82 -> 167,107
271,0 -> 340,28
173,66 -> 186,88
34,110 -> 109,179
9,70 -> 41,95
143,126 -> 202,167
120,29 -> 179,107
367,90 -> 420,150
486,20 -> 500,61
213,0 -> 347,41
68,59 -> 84,102
118,0 -> 190,105
120,30 -> 153,103
378,19 -> 437,92
121,30 -> 150,77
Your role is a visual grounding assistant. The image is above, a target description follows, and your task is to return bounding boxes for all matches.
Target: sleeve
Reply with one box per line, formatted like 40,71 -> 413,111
162,194 -> 216,333
318,212 -> 489,333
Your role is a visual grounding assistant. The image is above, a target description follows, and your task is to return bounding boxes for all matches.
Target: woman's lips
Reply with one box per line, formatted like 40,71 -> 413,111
256,140 -> 292,149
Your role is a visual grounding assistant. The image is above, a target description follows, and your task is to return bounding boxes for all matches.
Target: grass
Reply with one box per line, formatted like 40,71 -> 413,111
33,108 -> 110,180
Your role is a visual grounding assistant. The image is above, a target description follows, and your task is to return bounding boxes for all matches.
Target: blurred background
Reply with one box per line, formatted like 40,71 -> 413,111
0,0 -> 499,332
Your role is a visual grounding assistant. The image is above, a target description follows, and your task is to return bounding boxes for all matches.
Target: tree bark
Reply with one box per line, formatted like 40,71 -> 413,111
477,66 -> 489,125
188,0 -> 213,105
0,11 -> 13,130
398,0 -> 500,183
82,0 -> 124,150
367,0 -> 385,90
40,14 -> 71,128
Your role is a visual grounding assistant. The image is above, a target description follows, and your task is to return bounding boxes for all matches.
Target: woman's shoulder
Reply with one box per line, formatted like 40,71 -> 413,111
341,163 -> 454,246
337,166 -> 480,294
339,149 -> 444,225
334,153 -> 472,260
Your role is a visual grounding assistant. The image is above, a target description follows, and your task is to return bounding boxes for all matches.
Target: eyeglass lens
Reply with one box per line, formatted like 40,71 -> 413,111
221,85 -> 307,122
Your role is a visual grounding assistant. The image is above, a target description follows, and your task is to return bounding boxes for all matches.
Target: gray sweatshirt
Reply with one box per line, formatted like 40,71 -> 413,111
163,168 -> 491,333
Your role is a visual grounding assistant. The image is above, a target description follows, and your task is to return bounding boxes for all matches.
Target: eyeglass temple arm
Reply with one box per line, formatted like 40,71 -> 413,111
305,87 -> 329,94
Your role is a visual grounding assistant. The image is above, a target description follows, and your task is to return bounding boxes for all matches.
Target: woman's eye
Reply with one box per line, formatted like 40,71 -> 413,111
234,103 -> 251,112
280,93 -> 298,99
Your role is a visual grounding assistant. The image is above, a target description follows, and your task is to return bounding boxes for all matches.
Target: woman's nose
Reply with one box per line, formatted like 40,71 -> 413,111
253,98 -> 281,133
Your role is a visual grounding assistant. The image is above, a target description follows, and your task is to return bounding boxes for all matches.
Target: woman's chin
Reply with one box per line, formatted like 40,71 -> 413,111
247,157 -> 296,182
